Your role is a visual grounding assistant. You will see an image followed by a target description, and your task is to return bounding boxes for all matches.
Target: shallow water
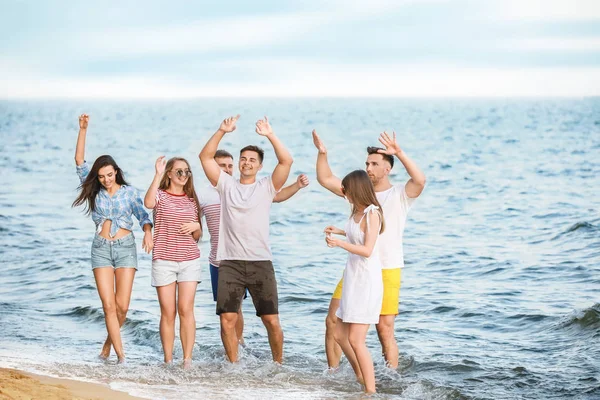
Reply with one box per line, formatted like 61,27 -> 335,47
0,98 -> 599,399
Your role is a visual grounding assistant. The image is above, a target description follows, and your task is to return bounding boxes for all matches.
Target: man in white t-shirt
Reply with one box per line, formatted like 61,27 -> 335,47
313,130 -> 426,369
199,115 -> 293,363
198,149 -> 309,346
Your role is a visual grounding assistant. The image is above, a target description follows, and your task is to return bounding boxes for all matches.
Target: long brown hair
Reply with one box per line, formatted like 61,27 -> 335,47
341,170 -> 385,234
72,155 -> 128,214
159,157 -> 202,223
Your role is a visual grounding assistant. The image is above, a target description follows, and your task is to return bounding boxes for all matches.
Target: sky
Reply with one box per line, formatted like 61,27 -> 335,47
1,0 -> 599,98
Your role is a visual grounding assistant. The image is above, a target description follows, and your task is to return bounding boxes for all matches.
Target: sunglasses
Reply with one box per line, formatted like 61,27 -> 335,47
175,169 -> 192,178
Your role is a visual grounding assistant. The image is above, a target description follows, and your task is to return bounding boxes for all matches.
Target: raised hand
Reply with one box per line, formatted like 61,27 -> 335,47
219,115 -> 240,133
378,131 -> 402,155
155,156 -> 166,176
297,174 -> 309,188
255,116 -> 273,136
79,114 -> 89,130
324,225 -> 344,236
312,130 -> 327,154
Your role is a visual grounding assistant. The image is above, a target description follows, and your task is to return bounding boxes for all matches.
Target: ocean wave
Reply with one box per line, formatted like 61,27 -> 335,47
52,305 -> 105,323
430,306 -> 457,314
564,221 -> 597,233
280,295 -> 321,304
506,313 -> 550,323
557,304 -> 600,331
552,221 -> 598,241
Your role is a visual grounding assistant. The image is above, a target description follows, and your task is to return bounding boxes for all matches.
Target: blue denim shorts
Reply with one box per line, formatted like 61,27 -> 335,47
91,233 -> 138,269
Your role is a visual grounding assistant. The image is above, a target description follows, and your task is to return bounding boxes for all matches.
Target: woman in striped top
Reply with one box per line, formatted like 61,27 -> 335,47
144,156 -> 202,368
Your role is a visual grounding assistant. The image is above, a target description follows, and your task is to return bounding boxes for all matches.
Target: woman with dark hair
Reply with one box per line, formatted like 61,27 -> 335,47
144,156 -> 202,369
324,169 -> 385,394
72,114 -> 153,363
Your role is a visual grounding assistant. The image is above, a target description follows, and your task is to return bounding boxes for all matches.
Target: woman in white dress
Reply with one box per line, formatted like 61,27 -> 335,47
324,169 -> 385,394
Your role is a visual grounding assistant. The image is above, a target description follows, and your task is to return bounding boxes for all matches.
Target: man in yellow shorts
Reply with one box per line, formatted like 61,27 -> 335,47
313,129 -> 426,369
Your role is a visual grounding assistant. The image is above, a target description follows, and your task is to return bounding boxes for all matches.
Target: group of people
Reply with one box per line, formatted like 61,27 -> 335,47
73,113 -> 425,394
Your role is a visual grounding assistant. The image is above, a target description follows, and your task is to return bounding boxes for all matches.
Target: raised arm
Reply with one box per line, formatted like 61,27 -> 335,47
378,131 -> 426,198
273,174 -> 309,203
144,156 -> 166,209
326,211 -> 381,257
312,130 -> 343,197
75,114 -> 89,166
199,115 -> 239,186
255,117 -> 293,191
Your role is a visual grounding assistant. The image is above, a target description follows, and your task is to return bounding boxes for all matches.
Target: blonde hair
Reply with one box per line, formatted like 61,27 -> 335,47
159,157 -> 201,222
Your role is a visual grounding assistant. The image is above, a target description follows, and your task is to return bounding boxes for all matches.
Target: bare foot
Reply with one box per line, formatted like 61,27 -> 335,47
183,358 -> 192,370
357,375 -> 365,386
117,357 -> 126,365
99,340 -> 111,359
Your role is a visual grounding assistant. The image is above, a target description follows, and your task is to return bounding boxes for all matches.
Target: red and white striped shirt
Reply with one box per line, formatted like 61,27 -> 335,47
199,185 -> 221,266
152,190 -> 200,262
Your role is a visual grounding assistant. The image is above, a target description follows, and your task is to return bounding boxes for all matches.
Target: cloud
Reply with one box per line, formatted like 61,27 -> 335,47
74,0 -> 452,58
503,37 -> 600,51
490,0 -> 600,21
1,0 -> 599,97
2,60 -> 599,98
79,12 -> 331,57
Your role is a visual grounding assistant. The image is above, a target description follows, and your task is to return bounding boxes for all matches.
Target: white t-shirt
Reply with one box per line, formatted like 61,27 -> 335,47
215,170 -> 277,261
376,182 -> 416,269
198,185 -> 221,266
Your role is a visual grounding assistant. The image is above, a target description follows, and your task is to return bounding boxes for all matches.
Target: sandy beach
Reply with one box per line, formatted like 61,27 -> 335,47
0,368 -> 143,400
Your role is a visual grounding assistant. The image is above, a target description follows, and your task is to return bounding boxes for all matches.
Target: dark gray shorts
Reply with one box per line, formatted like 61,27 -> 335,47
216,260 -> 278,316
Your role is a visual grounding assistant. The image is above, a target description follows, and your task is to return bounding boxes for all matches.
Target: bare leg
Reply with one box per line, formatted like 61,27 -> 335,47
236,306 -> 245,345
220,312 -> 239,362
325,298 -> 342,368
156,283 -> 177,363
376,314 -> 398,368
348,323 -> 375,393
100,268 -> 136,359
177,281 -> 198,368
260,314 -> 283,363
333,318 -> 363,385
94,267 -> 125,361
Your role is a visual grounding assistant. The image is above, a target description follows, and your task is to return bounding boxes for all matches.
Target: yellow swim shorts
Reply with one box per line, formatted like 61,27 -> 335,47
331,268 -> 401,315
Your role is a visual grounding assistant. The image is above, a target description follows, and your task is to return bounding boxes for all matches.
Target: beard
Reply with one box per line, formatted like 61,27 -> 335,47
368,174 -> 381,186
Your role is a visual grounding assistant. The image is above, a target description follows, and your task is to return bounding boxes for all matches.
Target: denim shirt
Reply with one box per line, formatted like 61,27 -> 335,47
76,161 -> 152,237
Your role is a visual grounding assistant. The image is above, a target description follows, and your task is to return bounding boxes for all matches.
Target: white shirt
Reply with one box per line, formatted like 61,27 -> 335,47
376,182 -> 416,269
215,170 -> 277,261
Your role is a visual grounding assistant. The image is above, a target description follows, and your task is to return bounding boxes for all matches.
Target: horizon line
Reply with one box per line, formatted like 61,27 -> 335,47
1,94 -> 598,101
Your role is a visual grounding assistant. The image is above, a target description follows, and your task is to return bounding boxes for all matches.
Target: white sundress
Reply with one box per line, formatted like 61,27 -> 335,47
335,205 -> 384,324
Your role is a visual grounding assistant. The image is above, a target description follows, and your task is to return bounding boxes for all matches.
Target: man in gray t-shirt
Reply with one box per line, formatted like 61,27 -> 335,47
199,115 -> 293,364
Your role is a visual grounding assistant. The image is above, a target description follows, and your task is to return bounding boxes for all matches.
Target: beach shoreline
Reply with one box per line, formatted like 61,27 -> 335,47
0,367 -> 144,400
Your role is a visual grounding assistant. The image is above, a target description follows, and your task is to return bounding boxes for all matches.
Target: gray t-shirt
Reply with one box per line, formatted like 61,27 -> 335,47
215,170 -> 277,261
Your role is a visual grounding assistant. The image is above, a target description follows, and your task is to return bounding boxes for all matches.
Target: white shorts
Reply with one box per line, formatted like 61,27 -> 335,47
151,258 -> 202,287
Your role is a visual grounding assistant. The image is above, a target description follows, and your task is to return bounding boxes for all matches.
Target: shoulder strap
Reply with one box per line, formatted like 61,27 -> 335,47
360,205 -> 381,232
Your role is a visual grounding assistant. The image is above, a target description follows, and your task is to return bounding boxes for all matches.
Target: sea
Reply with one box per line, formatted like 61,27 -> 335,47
0,98 -> 599,399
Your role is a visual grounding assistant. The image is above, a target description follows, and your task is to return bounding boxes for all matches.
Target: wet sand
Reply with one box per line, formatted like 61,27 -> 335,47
0,368 -> 143,400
